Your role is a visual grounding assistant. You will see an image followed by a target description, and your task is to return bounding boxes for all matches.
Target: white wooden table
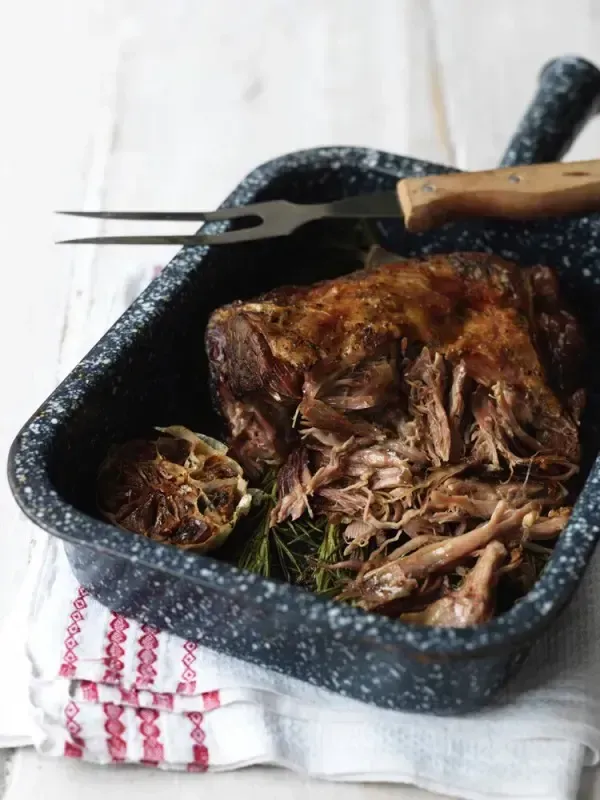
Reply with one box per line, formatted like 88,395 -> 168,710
1,1 -> 599,797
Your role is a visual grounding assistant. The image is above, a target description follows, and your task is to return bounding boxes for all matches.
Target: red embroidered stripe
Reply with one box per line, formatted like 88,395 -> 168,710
120,687 -> 139,706
151,692 -> 174,711
63,700 -> 84,758
119,687 -> 173,710
102,612 -> 130,684
186,711 -> 209,772
176,640 -> 198,695
137,708 -> 164,765
64,741 -> 83,758
81,680 -> 99,702
135,624 -> 160,688
202,690 -> 220,711
104,702 -> 127,762
58,587 -> 88,678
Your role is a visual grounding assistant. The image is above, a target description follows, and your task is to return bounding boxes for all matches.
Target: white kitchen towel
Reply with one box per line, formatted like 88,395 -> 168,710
16,532 -> 600,800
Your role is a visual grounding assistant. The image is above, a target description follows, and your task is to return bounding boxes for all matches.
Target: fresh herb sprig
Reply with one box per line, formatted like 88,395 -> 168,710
237,472 -> 347,595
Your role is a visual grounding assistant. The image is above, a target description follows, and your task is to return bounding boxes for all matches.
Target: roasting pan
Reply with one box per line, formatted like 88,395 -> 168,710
8,56 -> 600,714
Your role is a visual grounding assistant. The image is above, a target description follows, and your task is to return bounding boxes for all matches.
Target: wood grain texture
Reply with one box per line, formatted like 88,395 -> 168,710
1,0 -> 599,798
398,159 -> 600,231
430,0 -> 600,168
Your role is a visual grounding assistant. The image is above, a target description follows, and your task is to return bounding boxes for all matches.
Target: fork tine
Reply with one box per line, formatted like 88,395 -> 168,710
56,236 -> 206,245
56,206 -> 266,223
57,211 -> 211,221
57,226 -> 279,246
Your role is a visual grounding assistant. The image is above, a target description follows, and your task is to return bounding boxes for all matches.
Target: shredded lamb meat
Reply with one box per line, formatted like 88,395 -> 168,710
400,541 -> 507,626
206,249 -> 585,624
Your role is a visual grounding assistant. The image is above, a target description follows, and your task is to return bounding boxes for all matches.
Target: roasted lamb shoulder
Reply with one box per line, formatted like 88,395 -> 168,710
206,250 -> 583,476
206,249 -> 584,620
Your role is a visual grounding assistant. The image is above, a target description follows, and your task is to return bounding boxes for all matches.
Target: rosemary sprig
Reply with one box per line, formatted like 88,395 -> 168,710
272,523 -> 306,583
237,501 -> 272,577
236,475 -> 348,596
272,516 -> 328,586
237,472 -> 277,577
314,522 -> 343,594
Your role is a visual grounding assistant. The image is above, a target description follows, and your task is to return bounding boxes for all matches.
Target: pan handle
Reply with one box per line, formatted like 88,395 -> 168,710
500,56 -> 600,167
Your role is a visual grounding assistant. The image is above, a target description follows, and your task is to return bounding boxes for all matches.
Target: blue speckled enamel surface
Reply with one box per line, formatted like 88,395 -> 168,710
8,56 -> 600,714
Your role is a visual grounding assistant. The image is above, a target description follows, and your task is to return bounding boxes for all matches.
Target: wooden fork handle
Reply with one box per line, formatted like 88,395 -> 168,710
397,159 -> 600,233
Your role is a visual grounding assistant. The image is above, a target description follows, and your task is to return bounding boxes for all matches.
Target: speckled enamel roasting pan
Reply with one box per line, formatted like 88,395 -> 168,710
8,56 -> 600,714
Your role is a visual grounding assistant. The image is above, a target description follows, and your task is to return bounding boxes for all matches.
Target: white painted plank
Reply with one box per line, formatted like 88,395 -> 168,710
0,1 -> 128,624
45,0 -> 449,371
430,0 -> 600,170
2,0 -> 600,798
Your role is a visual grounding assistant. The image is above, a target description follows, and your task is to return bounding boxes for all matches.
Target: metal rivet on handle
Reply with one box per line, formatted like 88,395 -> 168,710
422,183 -> 436,193
508,174 -> 522,183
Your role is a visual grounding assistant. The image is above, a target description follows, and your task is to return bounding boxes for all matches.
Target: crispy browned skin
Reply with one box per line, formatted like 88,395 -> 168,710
206,251 -> 583,471
210,253 -> 522,376
210,254 -> 558,385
